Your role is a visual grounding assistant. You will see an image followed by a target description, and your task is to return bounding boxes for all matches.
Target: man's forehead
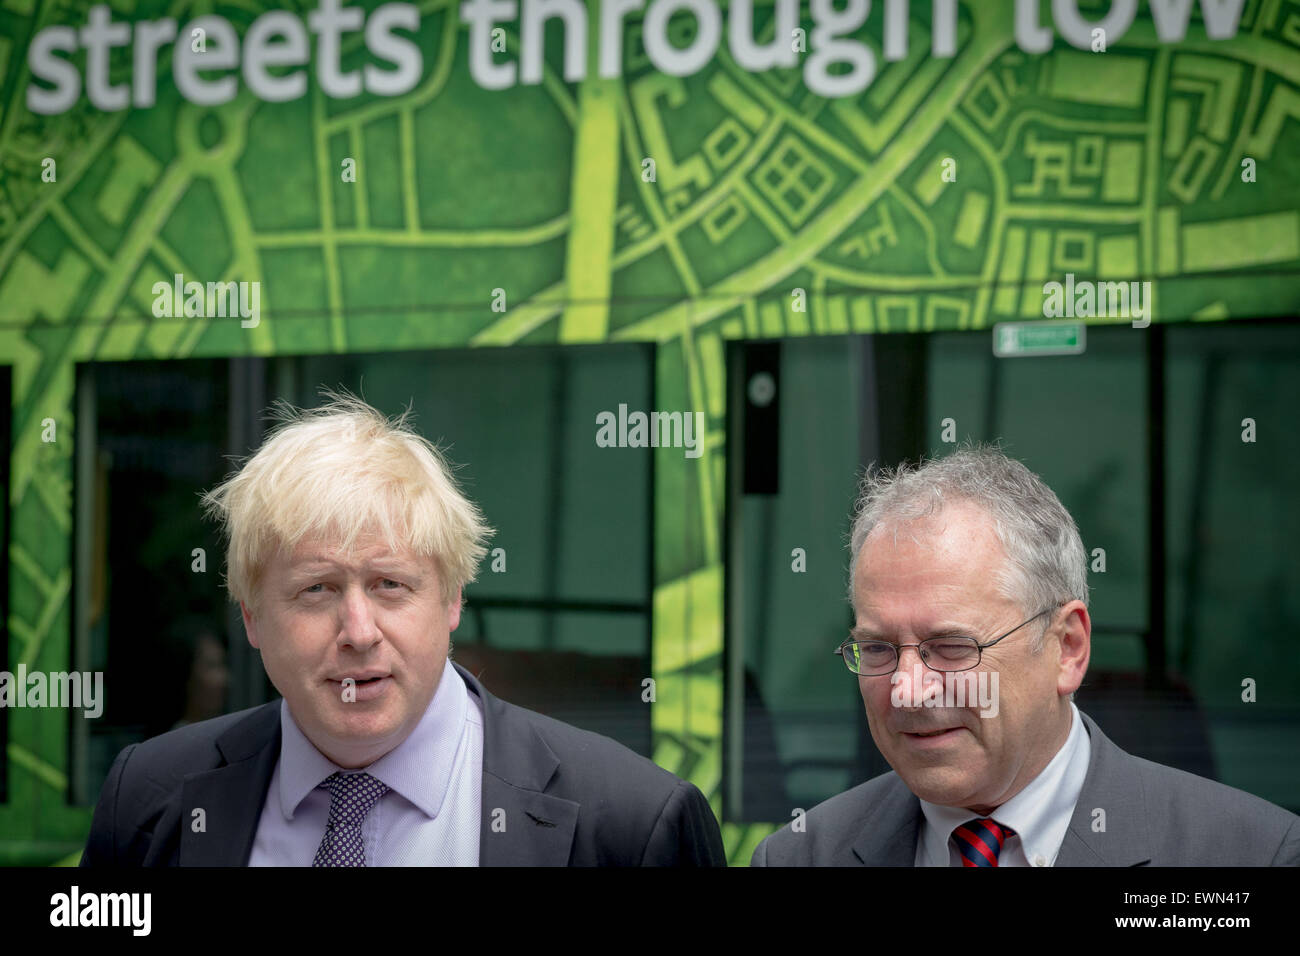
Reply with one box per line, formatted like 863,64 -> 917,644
853,505 -> 1009,612
282,535 -> 419,567
861,502 -> 1002,563
853,580 -> 1011,635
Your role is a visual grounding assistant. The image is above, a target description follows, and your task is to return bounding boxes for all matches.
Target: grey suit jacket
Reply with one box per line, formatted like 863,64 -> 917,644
752,710 -> 1300,866
81,663 -> 725,866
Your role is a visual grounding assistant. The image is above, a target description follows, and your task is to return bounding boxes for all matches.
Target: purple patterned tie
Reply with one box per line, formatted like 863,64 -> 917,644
312,772 -> 390,867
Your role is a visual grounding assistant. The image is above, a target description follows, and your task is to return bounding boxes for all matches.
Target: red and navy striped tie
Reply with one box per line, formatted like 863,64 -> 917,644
952,818 -> 1015,867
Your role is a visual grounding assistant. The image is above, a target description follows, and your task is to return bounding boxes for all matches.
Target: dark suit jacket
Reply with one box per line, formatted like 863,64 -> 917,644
80,663 -> 725,866
752,710 -> 1300,866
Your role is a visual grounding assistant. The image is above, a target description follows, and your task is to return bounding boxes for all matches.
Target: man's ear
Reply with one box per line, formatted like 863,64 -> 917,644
241,601 -> 261,650
1056,600 -> 1091,698
448,589 -> 463,632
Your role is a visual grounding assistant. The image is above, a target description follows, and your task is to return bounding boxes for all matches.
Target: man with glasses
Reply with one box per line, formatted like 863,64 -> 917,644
753,444 -> 1299,866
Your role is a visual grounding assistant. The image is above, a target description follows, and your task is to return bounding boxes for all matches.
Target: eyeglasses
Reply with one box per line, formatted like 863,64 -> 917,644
834,607 -> 1058,676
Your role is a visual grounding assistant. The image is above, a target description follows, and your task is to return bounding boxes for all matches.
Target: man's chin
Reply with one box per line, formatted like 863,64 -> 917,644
312,715 -> 405,764
322,706 -> 399,737
896,765 -> 983,808
302,696 -> 401,740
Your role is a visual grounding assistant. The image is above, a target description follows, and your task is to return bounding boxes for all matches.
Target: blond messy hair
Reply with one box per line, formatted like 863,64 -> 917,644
200,390 -> 493,613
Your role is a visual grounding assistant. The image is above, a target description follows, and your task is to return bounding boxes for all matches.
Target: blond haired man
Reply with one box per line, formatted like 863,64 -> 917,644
81,394 -> 723,866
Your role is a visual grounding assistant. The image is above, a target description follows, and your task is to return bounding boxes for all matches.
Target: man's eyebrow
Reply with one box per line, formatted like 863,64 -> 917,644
849,622 -> 977,641
287,557 -> 346,572
849,625 -> 890,642
927,623 -> 979,638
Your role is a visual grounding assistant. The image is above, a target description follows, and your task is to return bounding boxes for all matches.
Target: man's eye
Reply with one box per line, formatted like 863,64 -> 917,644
302,583 -> 325,594
380,579 -> 403,589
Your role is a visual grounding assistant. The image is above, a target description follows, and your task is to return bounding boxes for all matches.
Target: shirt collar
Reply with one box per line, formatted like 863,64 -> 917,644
276,661 -> 470,821
916,700 -> 1091,865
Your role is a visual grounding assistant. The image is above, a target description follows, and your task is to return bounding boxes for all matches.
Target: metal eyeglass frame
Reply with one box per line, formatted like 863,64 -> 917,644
834,606 -> 1059,675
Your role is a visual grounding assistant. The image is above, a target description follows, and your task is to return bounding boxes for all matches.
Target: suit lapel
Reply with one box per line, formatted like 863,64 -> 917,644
178,666 -> 581,866
478,772 -> 580,866
851,776 -> 925,866
1055,711 -> 1152,866
456,663 -> 578,866
179,702 -> 281,866
847,710 -> 1152,866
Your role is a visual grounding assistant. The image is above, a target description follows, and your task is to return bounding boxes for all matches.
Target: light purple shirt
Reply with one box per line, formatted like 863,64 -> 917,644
249,662 -> 483,866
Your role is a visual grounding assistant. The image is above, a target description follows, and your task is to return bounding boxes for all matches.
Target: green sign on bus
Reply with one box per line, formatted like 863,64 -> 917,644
993,321 -> 1087,358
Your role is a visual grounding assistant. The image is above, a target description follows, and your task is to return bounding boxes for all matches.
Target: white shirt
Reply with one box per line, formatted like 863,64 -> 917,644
914,701 -> 1091,866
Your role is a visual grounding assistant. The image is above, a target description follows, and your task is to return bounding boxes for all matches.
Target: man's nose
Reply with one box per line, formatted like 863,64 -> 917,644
338,588 -> 381,647
892,645 -> 944,704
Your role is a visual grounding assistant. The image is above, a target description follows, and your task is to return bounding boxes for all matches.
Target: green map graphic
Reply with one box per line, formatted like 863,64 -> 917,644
1,0 -> 1298,863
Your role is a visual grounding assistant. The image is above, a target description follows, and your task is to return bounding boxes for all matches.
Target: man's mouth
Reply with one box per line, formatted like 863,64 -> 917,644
903,727 -> 962,738
326,675 -> 393,691
327,674 -> 393,701
329,674 -> 390,683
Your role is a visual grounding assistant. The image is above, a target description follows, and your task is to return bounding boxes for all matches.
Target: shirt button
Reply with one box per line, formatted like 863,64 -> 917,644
1033,855 -> 1048,867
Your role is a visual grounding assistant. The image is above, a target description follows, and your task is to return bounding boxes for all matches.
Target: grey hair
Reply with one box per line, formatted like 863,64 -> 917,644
847,441 -> 1088,651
